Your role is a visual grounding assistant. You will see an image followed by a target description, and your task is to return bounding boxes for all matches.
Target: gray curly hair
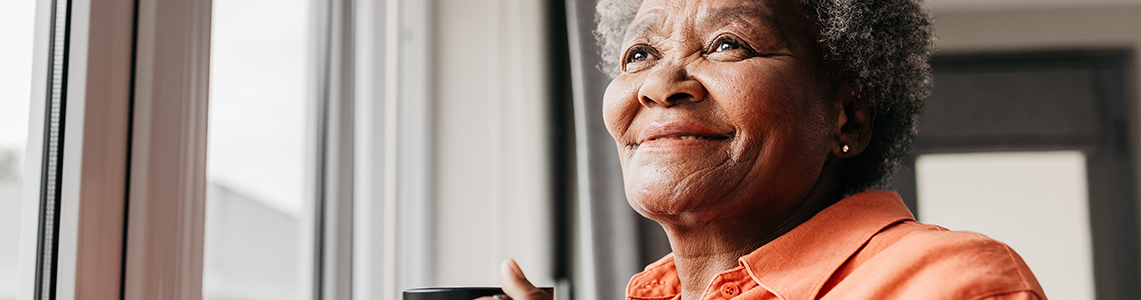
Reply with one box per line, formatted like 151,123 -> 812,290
595,0 -> 935,195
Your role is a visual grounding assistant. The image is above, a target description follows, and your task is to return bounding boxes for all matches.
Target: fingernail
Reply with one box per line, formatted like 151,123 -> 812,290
508,258 -> 524,277
500,259 -> 513,275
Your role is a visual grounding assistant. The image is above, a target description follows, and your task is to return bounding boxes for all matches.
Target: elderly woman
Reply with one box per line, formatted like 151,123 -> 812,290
492,0 -> 1046,299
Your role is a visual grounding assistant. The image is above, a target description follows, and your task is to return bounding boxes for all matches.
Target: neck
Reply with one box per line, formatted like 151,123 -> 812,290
660,163 -> 843,300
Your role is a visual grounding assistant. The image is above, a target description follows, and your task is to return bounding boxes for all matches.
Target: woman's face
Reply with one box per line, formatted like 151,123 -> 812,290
603,0 -> 847,222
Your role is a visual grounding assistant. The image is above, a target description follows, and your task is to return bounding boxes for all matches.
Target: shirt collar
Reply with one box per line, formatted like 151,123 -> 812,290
627,191 -> 915,300
627,253 -> 682,299
739,190 -> 915,299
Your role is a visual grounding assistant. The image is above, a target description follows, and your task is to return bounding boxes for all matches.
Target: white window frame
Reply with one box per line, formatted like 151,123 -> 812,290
309,0 -> 356,298
352,0 -> 435,298
18,0 -> 158,298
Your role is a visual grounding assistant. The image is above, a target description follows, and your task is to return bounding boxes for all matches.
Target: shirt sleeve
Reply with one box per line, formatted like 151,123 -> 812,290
974,291 -> 1043,300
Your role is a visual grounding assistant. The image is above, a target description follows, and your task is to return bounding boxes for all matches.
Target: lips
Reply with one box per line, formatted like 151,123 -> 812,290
638,122 -> 733,145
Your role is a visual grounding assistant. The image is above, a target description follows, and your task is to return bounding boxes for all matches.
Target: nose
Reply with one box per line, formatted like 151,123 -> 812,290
637,62 -> 707,107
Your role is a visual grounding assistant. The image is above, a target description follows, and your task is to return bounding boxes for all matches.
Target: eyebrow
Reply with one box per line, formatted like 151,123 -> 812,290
622,2 -> 789,48
696,3 -> 785,42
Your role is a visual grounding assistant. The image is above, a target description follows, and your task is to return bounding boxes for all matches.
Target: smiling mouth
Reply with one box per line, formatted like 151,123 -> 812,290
635,133 -> 733,148
650,135 -> 728,141
634,121 -> 734,149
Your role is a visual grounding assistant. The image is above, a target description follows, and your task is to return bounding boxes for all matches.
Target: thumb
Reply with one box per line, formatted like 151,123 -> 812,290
499,259 -> 550,300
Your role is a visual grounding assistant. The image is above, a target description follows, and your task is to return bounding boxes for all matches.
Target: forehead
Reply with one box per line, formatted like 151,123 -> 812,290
636,0 -> 777,18
627,0 -> 782,35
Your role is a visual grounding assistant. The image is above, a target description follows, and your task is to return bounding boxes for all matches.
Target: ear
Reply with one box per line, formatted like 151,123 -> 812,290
831,81 -> 875,158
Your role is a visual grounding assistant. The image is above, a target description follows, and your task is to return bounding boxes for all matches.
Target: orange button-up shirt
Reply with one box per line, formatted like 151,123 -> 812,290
626,191 -> 1046,300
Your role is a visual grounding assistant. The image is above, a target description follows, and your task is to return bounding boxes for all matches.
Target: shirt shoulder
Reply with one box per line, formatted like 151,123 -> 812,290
818,221 -> 1047,300
977,291 -> 1043,300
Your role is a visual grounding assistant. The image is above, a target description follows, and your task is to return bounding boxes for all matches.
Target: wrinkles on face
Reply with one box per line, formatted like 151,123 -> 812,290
632,154 -> 733,215
604,0 -> 840,226
603,75 -> 642,149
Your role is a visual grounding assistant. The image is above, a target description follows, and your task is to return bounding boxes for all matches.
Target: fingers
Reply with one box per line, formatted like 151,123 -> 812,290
500,258 -> 536,294
498,259 -> 552,300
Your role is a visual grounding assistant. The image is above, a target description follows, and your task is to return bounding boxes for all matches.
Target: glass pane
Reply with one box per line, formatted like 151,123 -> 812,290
0,0 -> 37,298
205,0 -> 312,298
916,151 -> 1094,300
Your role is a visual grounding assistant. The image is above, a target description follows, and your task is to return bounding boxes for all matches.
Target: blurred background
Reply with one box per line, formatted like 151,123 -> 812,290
3,0 -> 1141,299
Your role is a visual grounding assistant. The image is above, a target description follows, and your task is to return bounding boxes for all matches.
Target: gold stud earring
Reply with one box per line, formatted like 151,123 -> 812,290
842,145 -> 850,153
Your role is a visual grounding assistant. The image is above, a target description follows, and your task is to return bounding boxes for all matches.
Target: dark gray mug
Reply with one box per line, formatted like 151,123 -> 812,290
403,287 -> 553,300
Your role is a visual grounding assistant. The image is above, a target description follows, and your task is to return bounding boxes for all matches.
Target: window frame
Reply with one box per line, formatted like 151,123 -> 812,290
351,0 -> 435,298
19,0 -> 140,298
311,0 -> 356,298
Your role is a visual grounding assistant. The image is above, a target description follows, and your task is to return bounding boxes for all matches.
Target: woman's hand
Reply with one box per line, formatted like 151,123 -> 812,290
474,259 -> 553,300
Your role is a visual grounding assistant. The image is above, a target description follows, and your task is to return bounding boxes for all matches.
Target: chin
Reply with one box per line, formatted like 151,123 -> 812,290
625,182 -> 707,220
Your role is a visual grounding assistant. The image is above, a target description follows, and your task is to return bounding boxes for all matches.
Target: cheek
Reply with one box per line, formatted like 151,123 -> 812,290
697,63 -> 836,182
699,66 -> 785,133
602,76 -> 642,141
700,62 -> 830,133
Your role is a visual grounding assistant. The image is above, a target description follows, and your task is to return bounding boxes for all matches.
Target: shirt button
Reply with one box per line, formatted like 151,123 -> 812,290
720,282 -> 740,298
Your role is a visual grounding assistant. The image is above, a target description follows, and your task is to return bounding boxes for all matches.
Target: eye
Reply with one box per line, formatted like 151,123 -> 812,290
715,39 -> 741,52
622,44 -> 658,72
623,45 -> 655,63
704,35 -> 757,62
631,51 -> 650,62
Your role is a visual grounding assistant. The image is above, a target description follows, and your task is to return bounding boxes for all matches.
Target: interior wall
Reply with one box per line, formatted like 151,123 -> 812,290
931,3 -> 1141,288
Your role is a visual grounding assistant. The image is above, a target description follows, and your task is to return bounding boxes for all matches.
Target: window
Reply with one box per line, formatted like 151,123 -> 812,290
0,0 -> 37,298
5,0 -> 556,299
204,0 -> 314,298
893,51 -> 1139,300
916,151 -> 1095,300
